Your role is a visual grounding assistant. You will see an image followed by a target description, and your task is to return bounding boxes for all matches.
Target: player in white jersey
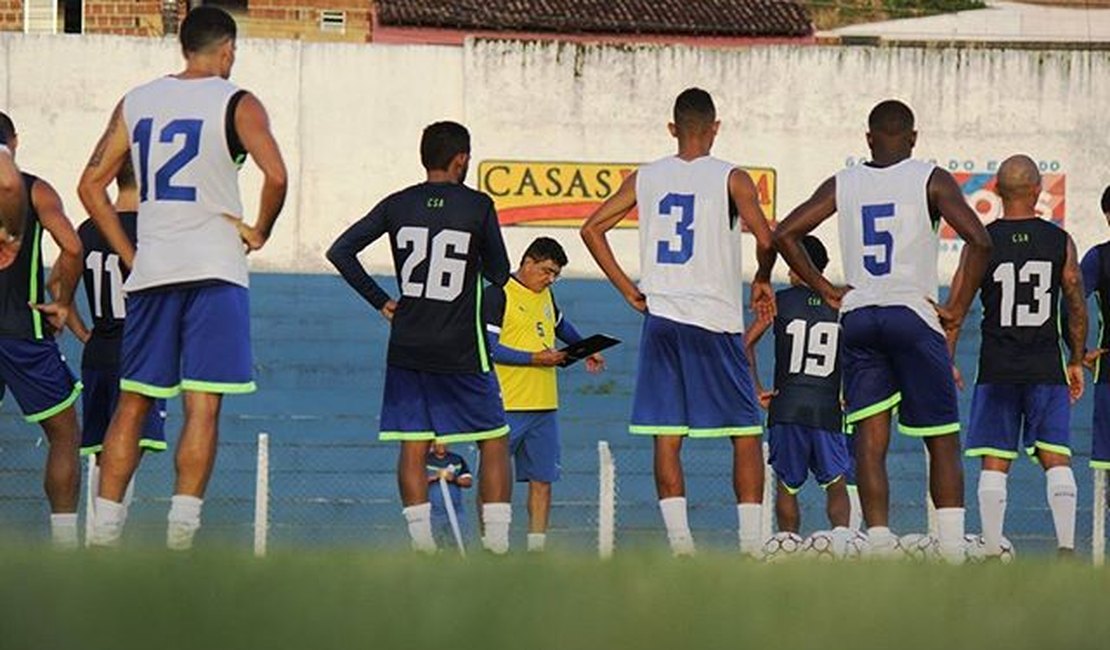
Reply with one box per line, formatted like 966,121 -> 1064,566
77,6 -> 288,549
581,88 -> 776,556
773,100 -> 992,561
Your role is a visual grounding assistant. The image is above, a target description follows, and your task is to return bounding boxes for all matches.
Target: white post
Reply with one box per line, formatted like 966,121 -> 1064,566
761,441 -> 775,539
84,454 -> 97,547
1094,468 -> 1106,567
598,440 -> 615,559
439,476 -> 467,557
253,432 -> 270,558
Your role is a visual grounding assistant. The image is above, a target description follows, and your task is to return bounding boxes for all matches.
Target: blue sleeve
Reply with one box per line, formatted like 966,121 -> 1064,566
489,337 -> 534,366
479,199 -> 511,286
1081,247 -> 1100,299
482,283 -> 533,365
555,314 -> 584,345
326,200 -> 393,310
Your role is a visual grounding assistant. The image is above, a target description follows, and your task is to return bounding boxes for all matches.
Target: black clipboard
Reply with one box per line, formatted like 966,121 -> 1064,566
558,334 -> 621,367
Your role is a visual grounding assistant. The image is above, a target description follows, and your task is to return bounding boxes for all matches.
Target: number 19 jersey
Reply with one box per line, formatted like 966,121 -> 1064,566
836,159 -> 942,334
636,155 -> 744,333
769,286 -> 843,432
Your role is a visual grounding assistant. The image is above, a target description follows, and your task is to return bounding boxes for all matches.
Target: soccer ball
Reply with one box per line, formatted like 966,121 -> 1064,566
965,534 -> 1016,564
802,530 -> 839,560
897,533 -> 939,561
842,530 -> 871,560
963,534 -> 986,563
761,531 -> 805,562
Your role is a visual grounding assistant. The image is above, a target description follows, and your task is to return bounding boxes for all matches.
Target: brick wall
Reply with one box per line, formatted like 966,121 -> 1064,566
84,0 -> 164,36
0,0 -> 22,32
246,0 -> 371,42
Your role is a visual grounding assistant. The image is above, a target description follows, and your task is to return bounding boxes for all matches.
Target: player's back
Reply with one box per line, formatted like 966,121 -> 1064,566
78,213 -> 138,370
769,285 -> 843,432
1089,241 -> 1110,384
836,159 -> 941,332
636,155 -> 744,333
385,181 -> 506,374
978,218 -> 1067,384
122,76 -> 246,291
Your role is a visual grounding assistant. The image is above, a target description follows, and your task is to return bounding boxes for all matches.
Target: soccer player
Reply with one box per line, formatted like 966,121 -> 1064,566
773,100 -> 993,561
1080,186 -> 1110,499
70,158 -> 169,516
743,235 -> 851,539
0,111 -> 85,548
78,6 -> 288,549
426,442 -> 473,547
327,121 -> 513,554
580,88 -> 777,557
482,236 -> 605,552
960,155 -> 1084,558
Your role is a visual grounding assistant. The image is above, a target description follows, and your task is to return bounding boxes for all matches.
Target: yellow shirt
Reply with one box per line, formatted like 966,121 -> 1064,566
490,277 -> 559,410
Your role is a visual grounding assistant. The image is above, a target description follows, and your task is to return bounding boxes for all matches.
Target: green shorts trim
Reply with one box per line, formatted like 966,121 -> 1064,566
629,425 -> 762,437
819,475 -> 845,490
966,446 -> 1020,460
80,439 -> 168,457
379,430 -> 436,442
779,480 -> 803,495
1091,460 -> 1110,470
25,382 -> 83,423
121,379 -> 180,399
899,422 -> 960,437
181,379 -> 257,395
845,393 -> 902,425
1028,441 -> 1071,458
380,424 -> 510,444
629,425 -> 688,436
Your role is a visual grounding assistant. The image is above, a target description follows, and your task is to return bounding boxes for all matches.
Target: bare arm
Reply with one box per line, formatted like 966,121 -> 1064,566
77,101 -> 136,268
32,179 -> 84,332
772,177 -> 843,307
0,145 -> 24,242
580,173 -> 644,311
742,314 -> 772,400
929,169 -> 992,333
1062,235 -> 1087,365
730,168 -> 777,320
234,92 -> 288,247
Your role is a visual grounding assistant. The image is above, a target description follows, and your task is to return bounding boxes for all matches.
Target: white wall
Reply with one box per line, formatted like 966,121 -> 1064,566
2,34 -> 1108,282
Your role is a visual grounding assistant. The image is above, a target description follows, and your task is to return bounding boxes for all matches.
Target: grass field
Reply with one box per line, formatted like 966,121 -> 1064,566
3,543 -> 1108,650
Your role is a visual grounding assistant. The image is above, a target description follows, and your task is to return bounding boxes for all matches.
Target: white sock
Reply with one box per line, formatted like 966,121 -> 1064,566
977,470 -> 1008,555
527,533 -> 546,552
90,497 -> 127,547
831,525 -> 852,556
659,497 -> 695,556
867,526 -> 897,557
481,503 -> 512,555
166,495 -> 203,551
737,503 -> 763,556
847,486 -> 863,531
1046,466 -> 1077,550
402,502 -> 436,554
936,507 -> 966,564
50,513 -> 79,550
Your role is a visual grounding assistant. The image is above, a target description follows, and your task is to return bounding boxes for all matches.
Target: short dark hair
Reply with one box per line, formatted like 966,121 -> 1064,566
420,121 -> 470,171
180,6 -> 237,55
116,155 -> 136,191
1102,185 -> 1110,215
868,100 -> 915,136
673,88 -> 716,131
0,112 -> 15,146
522,237 -> 567,267
801,235 -> 829,272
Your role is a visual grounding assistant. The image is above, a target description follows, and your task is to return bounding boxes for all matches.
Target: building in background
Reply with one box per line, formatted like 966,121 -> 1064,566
0,0 -> 814,45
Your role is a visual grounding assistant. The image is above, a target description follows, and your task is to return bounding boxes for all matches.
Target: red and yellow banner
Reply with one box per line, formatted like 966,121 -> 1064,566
941,172 -> 1066,240
478,160 -> 777,228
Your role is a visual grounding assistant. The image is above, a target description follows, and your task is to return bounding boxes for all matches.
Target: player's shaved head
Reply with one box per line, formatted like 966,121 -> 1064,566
673,88 -> 716,133
868,100 -> 915,136
1101,185 -> 1110,215
0,112 -> 15,146
180,6 -> 237,55
420,121 -> 470,172
996,155 -> 1041,201
801,235 -> 829,272
116,155 -> 136,191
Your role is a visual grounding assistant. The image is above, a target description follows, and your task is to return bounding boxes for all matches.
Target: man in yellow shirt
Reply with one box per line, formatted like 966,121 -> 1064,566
483,237 -> 603,551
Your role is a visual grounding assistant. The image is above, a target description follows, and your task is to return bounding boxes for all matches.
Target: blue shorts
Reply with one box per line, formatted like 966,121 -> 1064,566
841,306 -> 959,436
379,366 -> 509,444
630,313 -> 761,437
121,283 -> 255,398
1093,383 -> 1110,469
0,338 -> 81,423
508,410 -> 560,483
967,384 -> 1070,460
769,424 -> 851,493
80,366 -> 167,456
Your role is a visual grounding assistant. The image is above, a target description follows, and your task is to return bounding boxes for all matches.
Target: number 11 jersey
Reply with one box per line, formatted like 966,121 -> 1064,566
78,212 -> 137,370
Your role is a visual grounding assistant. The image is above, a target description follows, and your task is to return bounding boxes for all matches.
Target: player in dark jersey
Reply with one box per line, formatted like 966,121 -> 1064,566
0,112 -> 85,548
1080,186 -> 1110,485
69,158 -> 168,515
744,236 -> 853,543
327,121 -> 512,554
956,155 -> 1085,558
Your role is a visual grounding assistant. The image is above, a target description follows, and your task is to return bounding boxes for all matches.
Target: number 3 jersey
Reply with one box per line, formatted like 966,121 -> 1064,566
836,159 -> 942,334
78,213 -> 138,370
636,155 -> 745,333
122,76 -> 246,291
769,286 -> 843,432
977,218 -> 1067,384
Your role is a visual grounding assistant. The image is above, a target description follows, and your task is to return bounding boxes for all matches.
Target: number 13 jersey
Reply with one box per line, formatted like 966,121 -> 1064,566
122,76 -> 246,291
636,155 -> 745,334
977,219 -> 1067,384
836,159 -> 941,334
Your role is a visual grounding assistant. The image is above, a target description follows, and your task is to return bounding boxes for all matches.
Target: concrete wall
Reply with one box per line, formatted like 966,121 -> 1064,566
1,34 -> 1108,282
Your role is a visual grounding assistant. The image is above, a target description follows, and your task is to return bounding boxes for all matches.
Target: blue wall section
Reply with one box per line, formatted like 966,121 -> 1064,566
0,273 -> 1099,554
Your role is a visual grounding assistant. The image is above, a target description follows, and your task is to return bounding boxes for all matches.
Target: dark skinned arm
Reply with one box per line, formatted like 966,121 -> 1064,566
927,168 -> 993,336
77,101 -> 135,268
772,177 -> 845,308
234,92 -> 288,250
1061,234 -> 1087,402
730,168 -> 777,320
31,179 -> 84,333
580,172 -> 645,312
